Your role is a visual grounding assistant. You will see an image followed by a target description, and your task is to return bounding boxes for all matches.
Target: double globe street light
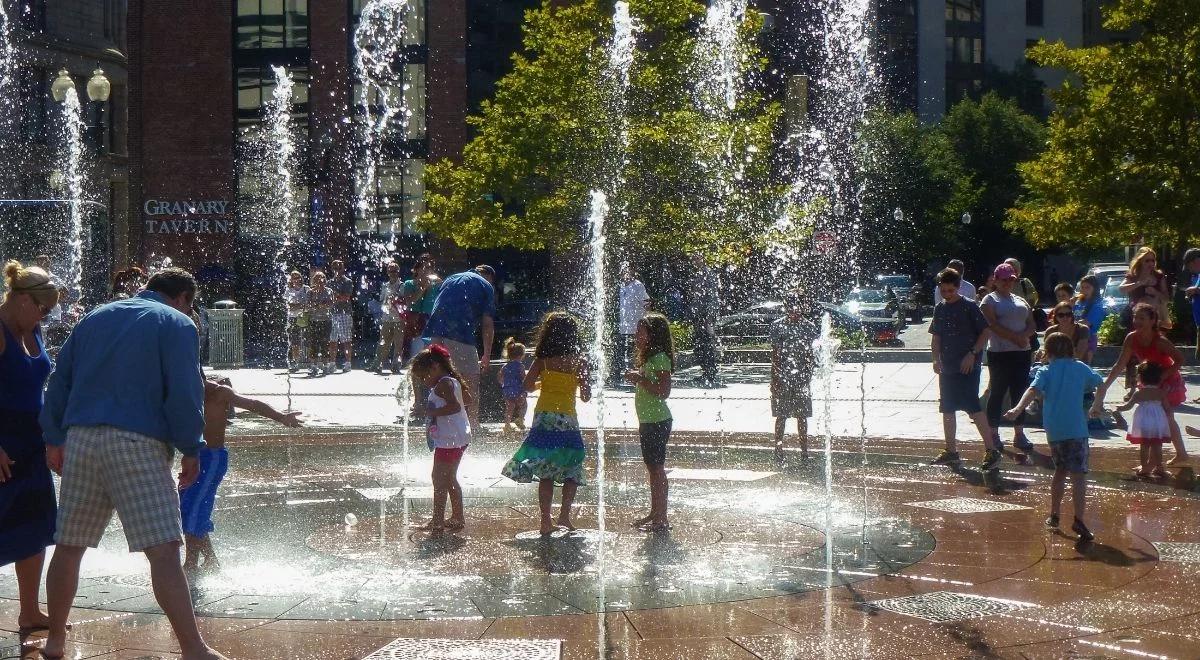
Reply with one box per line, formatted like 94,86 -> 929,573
50,66 -> 112,150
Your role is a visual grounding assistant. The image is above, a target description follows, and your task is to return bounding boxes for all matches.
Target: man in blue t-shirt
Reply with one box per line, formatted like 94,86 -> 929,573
423,265 -> 496,430
1005,332 -> 1104,542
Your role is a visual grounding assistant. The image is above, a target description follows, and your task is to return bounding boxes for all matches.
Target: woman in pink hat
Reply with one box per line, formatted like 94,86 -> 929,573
980,262 -> 1037,463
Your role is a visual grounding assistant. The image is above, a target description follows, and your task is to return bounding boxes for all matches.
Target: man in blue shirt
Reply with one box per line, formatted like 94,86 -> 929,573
38,268 -> 228,660
423,265 -> 496,431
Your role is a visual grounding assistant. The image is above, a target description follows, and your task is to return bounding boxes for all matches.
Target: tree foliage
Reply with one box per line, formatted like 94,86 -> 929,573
418,0 -> 782,264
1010,0 -> 1200,248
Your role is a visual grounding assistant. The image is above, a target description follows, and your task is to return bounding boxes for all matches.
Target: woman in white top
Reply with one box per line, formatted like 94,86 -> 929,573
411,344 -> 471,532
981,263 -> 1037,458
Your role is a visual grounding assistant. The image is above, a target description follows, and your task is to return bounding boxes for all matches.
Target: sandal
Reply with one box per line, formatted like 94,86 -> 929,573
1152,468 -> 1170,479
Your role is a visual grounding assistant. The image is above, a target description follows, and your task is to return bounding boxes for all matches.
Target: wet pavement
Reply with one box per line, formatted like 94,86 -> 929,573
4,423 -> 1200,659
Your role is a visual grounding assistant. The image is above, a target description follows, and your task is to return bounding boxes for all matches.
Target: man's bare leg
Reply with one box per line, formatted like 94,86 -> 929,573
43,544 -> 87,658
145,541 -> 228,659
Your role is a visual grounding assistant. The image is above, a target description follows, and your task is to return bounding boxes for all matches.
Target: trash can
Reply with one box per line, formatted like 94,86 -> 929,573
206,301 -> 244,369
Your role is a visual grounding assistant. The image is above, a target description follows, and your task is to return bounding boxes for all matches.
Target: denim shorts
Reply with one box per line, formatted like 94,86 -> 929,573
1050,438 -> 1089,474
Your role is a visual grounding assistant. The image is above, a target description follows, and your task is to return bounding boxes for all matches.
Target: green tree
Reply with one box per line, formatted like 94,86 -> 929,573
419,0 -> 782,264
1010,0 -> 1200,248
857,110 -> 976,272
940,93 -> 1046,263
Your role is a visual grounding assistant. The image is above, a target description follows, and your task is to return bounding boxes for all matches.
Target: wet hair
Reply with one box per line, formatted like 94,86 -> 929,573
504,337 -> 526,360
946,259 -> 965,275
936,268 -> 961,287
474,264 -> 496,280
637,313 -> 675,371
533,311 -> 580,359
411,344 -> 463,382
1044,332 -> 1076,360
3,260 -> 59,308
1132,301 -> 1159,329
1054,282 -> 1074,298
1127,247 -> 1161,278
1138,361 -> 1164,387
1075,275 -> 1100,304
146,267 -> 197,300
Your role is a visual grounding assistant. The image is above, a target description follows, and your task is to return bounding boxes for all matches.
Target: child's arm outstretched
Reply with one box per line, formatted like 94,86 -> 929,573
1004,386 -> 1040,420
229,391 -> 303,428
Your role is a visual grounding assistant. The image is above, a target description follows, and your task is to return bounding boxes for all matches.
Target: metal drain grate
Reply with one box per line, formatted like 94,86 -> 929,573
904,497 -> 1031,514
867,591 -> 1036,623
1151,542 -> 1200,563
363,638 -> 561,659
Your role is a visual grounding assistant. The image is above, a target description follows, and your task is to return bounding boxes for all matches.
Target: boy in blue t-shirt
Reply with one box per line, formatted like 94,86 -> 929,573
1005,332 -> 1103,542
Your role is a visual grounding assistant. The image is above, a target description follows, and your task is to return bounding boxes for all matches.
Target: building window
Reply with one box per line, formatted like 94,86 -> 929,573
234,66 -> 311,237
945,0 -> 982,24
945,36 -> 983,64
1026,0 -> 1044,27
236,0 -> 309,50
350,0 -> 428,237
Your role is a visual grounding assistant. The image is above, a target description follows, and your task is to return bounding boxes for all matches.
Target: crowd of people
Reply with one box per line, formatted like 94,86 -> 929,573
927,247 -> 1200,543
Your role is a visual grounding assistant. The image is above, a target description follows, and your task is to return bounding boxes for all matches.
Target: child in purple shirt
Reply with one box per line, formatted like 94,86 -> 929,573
498,338 -> 528,433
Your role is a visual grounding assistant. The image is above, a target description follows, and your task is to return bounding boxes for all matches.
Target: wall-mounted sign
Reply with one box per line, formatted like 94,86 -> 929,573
142,199 -> 234,234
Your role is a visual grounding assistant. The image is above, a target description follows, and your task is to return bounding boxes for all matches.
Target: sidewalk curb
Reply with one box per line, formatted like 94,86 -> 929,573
703,346 -> 1199,369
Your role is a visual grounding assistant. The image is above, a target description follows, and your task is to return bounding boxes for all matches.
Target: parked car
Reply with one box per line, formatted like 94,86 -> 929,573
1087,262 -> 1128,291
714,301 -> 785,345
839,287 -> 897,320
819,302 -> 902,346
875,273 -> 912,293
493,299 -> 551,349
714,300 -> 900,347
1101,278 -> 1130,317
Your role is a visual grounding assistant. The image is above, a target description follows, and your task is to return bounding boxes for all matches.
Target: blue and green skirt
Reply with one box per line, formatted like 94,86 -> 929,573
501,412 -> 587,485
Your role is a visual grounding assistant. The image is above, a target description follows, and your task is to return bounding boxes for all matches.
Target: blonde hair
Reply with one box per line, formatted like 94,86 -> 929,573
3,260 -> 60,307
1127,247 -> 1160,278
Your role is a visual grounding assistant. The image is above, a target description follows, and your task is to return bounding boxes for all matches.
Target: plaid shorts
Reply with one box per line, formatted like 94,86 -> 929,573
56,426 -> 183,551
330,313 -> 353,343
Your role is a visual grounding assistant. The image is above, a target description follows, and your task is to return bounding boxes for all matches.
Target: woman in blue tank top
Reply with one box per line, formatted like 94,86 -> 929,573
0,260 -> 59,633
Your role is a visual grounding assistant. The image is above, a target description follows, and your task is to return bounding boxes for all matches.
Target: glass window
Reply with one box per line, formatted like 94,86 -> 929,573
236,66 -> 310,126
18,69 -> 48,143
351,0 -> 426,47
945,0 -> 982,24
354,159 -> 425,236
236,0 -> 308,49
353,63 -> 426,140
1026,0 -> 1044,27
945,37 -> 982,64
235,66 -> 311,237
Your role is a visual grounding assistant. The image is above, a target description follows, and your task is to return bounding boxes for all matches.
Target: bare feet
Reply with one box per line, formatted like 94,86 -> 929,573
646,519 -> 670,532
180,646 -> 232,660
444,518 -> 465,531
539,518 -> 554,536
556,517 -> 576,531
419,519 -> 445,530
1166,454 -> 1190,467
18,611 -> 51,631
631,514 -> 653,529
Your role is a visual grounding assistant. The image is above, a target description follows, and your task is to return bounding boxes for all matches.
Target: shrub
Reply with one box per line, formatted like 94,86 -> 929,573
832,327 -> 868,351
669,321 -> 694,351
1097,312 -> 1125,346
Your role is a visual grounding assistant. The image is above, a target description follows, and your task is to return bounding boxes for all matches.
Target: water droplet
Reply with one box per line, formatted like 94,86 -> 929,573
345,513 -> 358,526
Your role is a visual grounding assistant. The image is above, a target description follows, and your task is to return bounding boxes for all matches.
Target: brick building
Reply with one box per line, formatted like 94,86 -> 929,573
0,0 -> 129,298
125,0 -> 479,283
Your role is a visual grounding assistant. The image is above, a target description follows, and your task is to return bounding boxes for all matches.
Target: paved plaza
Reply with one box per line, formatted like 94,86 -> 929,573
3,361 -> 1200,658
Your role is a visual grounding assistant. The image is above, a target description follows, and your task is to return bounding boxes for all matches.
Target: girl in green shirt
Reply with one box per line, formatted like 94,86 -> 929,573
624,313 -> 674,531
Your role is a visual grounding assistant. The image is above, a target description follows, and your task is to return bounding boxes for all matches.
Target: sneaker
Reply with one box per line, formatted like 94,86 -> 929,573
1045,514 -> 1060,529
931,450 -> 960,465
981,449 -> 1002,470
1013,435 -> 1034,452
343,365 -> 352,373
1071,519 -> 1094,542
326,362 -> 336,374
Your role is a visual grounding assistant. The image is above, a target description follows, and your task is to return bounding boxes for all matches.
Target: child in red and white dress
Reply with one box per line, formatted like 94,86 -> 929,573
1114,362 -> 1172,479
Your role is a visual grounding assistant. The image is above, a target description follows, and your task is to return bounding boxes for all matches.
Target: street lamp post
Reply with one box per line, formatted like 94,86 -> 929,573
51,66 -> 111,149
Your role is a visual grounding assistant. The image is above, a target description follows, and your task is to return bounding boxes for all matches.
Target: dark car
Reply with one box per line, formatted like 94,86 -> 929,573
714,300 -> 900,347
713,301 -> 786,345
819,302 -> 902,346
493,299 -> 551,348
